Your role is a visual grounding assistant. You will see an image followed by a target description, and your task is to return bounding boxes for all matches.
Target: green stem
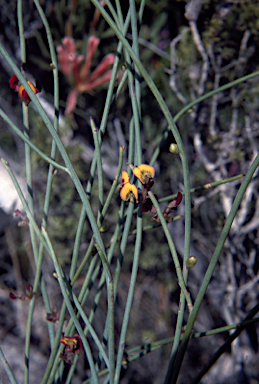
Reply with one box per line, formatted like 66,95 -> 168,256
191,302 -> 259,384
94,243 -> 115,384
0,159 -> 51,249
148,191 -> 193,311
159,174 -> 244,203
0,347 -> 18,384
150,72 -> 259,167
0,108 -> 68,172
68,18 -> 125,281
170,153 -> 259,383
71,145 -> 124,284
17,3 -> 39,380
42,227 -> 100,384
90,117 -> 104,219
33,0 -> 61,351
82,315 -> 259,381
114,207 -> 142,384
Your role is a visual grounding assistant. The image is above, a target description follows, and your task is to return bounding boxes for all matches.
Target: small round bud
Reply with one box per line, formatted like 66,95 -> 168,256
169,143 -> 179,154
100,223 -> 109,233
186,256 -> 197,268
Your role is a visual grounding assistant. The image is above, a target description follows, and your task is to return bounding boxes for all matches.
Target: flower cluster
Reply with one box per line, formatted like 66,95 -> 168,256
60,334 -> 83,364
9,75 -> 40,106
119,164 -> 182,222
120,164 -> 155,210
57,36 -> 117,114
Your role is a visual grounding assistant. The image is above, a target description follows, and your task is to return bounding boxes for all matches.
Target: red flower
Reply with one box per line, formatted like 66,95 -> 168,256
57,36 -> 117,114
60,334 -> 83,353
9,75 -> 40,106
60,334 -> 83,364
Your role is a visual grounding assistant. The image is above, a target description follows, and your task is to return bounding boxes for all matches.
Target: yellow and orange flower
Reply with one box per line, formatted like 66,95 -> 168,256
132,164 -> 155,186
120,182 -> 138,204
9,75 -> 40,106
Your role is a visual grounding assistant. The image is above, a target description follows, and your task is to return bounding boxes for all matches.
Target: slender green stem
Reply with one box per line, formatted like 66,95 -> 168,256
71,145 -> 124,284
92,203 -> 126,373
40,302 -> 67,384
129,0 -> 141,115
159,174 -> 244,203
24,243 -> 46,384
114,207 -> 142,384
32,0 -> 62,351
148,191 -> 193,310
0,159 -> 50,250
0,108 -> 68,172
103,0 -> 120,26
42,227 -> 100,384
68,18 -> 125,281
82,315 -> 259,383
170,153 -> 259,383
66,178 -> 125,382
63,279 -> 110,369
173,71 -> 259,124
94,243 -> 115,384
128,316 -> 259,356
122,1 -> 142,165
150,72 -> 259,167
0,347 -> 18,384
191,303 -> 259,384
90,117 -> 104,218
17,3 -> 39,380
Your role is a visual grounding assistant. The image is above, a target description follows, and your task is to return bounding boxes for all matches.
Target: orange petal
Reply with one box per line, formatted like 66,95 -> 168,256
120,170 -> 129,185
18,81 -> 39,106
120,183 -> 138,203
133,164 -> 155,185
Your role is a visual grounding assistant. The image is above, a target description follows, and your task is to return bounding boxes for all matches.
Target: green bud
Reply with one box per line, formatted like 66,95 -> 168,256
169,143 -> 179,154
186,256 -> 197,268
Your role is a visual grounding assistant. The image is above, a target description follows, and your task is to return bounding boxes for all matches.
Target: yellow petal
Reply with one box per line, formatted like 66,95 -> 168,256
120,170 -> 129,185
133,164 -> 155,184
120,183 -> 138,203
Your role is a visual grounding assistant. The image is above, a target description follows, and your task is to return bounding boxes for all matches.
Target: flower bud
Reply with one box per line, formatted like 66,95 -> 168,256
186,256 -> 197,268
169,143 -> 179,154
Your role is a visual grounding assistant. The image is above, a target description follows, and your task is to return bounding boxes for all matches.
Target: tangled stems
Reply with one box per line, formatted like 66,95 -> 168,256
169,153 -> 259,383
